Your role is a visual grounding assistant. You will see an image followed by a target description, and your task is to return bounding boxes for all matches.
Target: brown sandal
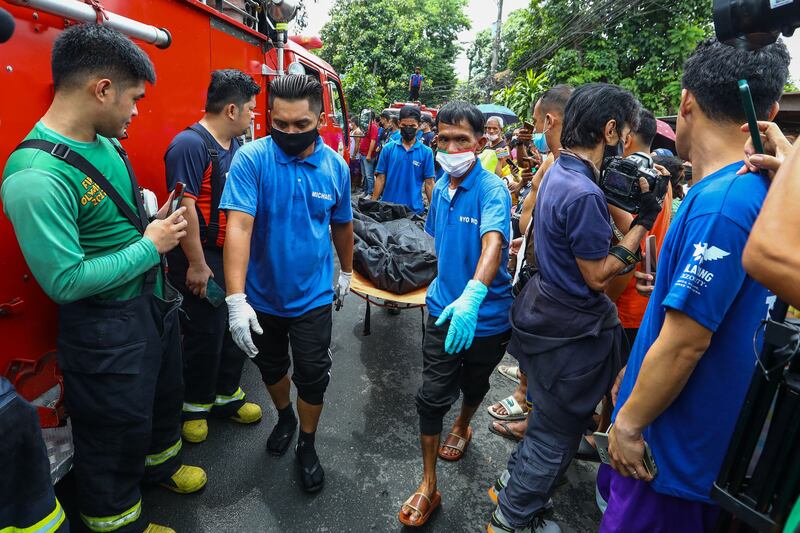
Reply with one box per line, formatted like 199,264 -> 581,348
438,426 -> 473,462
398,490 -> 442,527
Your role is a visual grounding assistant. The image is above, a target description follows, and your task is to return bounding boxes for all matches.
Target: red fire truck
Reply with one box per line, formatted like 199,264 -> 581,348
0,0 -> 349,481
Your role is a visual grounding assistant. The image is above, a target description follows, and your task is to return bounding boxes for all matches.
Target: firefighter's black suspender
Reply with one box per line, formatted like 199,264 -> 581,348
186,124 -> 225,248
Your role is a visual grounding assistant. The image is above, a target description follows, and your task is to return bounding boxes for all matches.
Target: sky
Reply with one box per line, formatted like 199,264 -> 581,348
298,0 -> 800,83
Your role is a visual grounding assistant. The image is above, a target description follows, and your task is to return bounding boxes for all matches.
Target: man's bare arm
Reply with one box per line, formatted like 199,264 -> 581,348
576,224 -> 648,292
223,210 -> 254,295
371,173 -> 386,200
331,221 -> 354,273
609,309 -> 712,480
616,309 -> 711,432
519,153 -> 554,232
424,178 -> 434,204
473,231 -> 504,286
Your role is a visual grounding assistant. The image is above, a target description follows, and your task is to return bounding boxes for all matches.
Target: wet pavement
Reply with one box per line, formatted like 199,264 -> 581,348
57,295 -> 602,532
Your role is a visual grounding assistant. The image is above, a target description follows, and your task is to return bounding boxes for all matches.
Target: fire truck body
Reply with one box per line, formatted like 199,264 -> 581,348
0,0 -> 348,480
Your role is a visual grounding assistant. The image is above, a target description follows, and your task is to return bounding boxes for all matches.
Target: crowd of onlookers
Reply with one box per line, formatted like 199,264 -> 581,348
350,35 -> 796,533
3,17 -> 800,532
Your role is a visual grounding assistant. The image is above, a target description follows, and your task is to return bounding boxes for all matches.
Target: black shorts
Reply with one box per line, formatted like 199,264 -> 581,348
416,315 -> 510,435
251,304 -> 333,405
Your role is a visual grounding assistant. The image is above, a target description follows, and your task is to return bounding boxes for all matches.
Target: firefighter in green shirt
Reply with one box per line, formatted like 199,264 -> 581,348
1,24 -> 205,533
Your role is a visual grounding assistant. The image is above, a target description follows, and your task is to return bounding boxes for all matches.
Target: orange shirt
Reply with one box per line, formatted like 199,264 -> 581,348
185,161 -> 227,248
616,185 -> 673,329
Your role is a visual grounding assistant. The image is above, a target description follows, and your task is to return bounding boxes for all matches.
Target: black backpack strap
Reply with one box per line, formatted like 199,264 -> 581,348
187,125 -> 223,248
15,139 -> 146,234
14,138 -> 160,292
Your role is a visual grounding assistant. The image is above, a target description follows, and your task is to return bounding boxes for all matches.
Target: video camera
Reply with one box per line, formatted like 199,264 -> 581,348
599,152 -> 667,214
714,0 -> 800,50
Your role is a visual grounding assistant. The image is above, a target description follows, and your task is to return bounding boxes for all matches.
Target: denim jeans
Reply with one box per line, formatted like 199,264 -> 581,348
360,156 -> 376,195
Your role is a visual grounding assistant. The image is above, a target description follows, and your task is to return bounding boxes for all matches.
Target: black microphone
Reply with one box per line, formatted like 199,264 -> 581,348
0,8 -> 15,44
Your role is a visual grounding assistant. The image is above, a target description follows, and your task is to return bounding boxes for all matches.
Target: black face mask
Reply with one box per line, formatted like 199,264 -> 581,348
271,126 -> 319,157
601,139 -> 624,172
401,126 -> 417,142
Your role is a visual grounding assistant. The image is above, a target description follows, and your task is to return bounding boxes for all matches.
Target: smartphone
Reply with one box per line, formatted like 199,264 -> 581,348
645,235 -> 657,286
523,120 -> 535,131
204,277 -> 225,308
593,424 -> 658,478
170,182 -> 186,215
593,428 -> 612,465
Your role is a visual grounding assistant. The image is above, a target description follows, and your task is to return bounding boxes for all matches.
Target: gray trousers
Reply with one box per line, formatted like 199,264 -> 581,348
498,327 -> 621,527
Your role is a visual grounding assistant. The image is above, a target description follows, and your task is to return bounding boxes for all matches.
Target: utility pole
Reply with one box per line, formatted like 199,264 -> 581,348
490,0 -> 503,78
466,58 -> 473,103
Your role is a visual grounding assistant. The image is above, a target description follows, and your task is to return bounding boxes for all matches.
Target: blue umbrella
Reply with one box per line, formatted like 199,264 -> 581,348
477,104 -> 518,126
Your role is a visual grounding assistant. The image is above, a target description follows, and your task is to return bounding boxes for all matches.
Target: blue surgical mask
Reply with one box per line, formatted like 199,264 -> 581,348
532,131 -> 548,153
532,117 -> 551,153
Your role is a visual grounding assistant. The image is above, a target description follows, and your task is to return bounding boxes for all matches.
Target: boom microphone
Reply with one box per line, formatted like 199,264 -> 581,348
0,8 -> 14,43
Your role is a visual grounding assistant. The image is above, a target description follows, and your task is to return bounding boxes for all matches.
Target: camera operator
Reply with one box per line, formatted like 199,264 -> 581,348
601,39 -> 789,532
487,85 -> 573,444
737,121 -> 800,307
487,83 -> 663,533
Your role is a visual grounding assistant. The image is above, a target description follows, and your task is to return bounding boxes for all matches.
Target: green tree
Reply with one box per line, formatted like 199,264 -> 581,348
502,0 -> 713,115
340,62 -> 387,115
493,70 -> 549,121
319,0 -> 469,109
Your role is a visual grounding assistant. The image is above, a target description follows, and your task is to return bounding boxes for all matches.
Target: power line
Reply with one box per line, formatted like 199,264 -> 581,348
513,0 -> 659,73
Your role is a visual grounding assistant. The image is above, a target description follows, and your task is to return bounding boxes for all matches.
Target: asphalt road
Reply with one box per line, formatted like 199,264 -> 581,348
57,295 -> 602,532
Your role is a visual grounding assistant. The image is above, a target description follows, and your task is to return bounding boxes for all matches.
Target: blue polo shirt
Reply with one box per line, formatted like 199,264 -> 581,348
534,154 -> 612,301
219,136 -> 352,317
613,162 -> 773,504
375,139 -> 435,213
425,162 -> 513,336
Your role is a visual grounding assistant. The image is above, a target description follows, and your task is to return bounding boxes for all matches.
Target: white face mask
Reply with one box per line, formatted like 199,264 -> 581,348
486,133 -> 499,142
436,149 -> 476,178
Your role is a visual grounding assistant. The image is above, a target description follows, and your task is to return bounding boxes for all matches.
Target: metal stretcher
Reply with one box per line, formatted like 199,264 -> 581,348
349,271 -> 428,335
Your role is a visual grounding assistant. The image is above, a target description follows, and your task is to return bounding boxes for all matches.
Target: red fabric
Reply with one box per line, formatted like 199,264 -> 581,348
656,120 -> 676,141
359,122 -> 378,155
193,162 -> 227,247
616,185 -> 673,329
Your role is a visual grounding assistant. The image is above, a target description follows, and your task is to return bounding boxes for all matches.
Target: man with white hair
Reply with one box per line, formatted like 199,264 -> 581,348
482,115 -> 509,178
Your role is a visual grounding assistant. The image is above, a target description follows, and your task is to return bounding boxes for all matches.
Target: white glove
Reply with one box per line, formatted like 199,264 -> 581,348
334,271 -> 352,308
225,293 -> 262,358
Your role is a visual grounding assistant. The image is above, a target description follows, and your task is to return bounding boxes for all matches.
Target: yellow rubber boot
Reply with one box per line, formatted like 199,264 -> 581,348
230,402 -> 262,424
182,419 -> 208,443
159,465 -> 207,494
144,524 -> 176,533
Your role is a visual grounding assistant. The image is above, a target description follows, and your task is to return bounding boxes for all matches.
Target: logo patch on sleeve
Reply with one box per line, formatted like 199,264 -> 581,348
676,242 -> 732,294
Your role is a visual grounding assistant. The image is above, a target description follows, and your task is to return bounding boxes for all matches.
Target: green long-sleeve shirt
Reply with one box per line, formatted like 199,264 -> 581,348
1,122 -> 161,304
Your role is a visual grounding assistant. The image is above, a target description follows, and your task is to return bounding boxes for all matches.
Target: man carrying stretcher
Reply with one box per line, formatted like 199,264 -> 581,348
399,101 -> 513,527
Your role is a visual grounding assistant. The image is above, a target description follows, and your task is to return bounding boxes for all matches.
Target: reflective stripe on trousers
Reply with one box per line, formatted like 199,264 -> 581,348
145,439 -> 182,467
0,499 -> 66,533
214,387 -> 245,406
182,402 -> 213,413
80,500 -> 141,533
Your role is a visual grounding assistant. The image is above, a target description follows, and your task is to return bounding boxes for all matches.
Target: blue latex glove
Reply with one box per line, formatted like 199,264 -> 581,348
434,280 -> 488,354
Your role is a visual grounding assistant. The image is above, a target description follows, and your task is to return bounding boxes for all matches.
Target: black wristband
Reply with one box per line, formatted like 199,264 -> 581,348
609,244 -> 642,267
